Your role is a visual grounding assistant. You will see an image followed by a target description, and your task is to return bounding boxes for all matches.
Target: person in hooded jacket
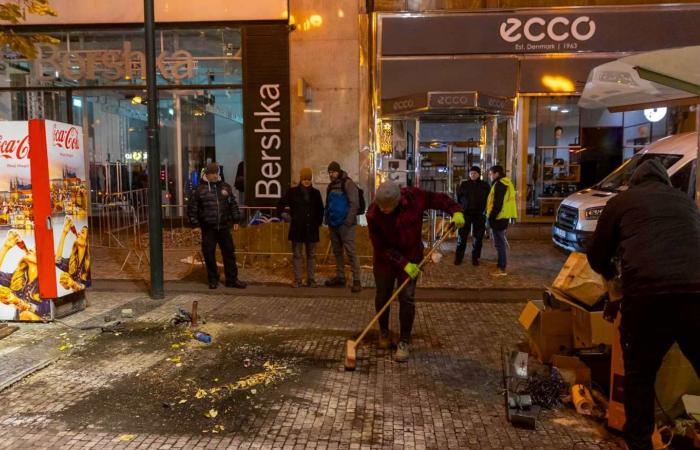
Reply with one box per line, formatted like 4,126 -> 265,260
455,165 -> 491,266
486,165 -> 517,276
587,159 -> 700,450
325,161 -> 362,293
277,168 -> 325,288
188,163 -> 247,290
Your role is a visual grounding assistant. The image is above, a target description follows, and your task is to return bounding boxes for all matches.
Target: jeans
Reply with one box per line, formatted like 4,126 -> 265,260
201,226 -> 238,283
455,213 -> 486,263
620,294 -> 700,450
491,228 -> 508,270
292,241 -> 317,282
329,224 -> 361,282
374,270 -> 417,343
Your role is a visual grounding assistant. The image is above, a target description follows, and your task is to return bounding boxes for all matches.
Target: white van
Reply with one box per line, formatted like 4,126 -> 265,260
552,132 -> 698,252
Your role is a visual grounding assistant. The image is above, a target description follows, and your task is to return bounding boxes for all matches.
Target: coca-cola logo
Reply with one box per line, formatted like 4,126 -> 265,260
52,126 -> 80,150
0,134 -> 30,160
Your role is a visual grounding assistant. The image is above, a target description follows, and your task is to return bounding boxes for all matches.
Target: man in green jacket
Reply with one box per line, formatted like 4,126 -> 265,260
486,165 -> 517,276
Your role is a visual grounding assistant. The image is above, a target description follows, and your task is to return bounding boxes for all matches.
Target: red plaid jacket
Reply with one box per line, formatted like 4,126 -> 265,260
367,187 -> 462,277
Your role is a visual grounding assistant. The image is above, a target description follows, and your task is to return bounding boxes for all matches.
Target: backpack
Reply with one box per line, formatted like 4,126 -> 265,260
342,178 -> 366,215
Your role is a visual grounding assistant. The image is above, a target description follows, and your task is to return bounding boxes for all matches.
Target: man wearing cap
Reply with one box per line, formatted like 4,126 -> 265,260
455,166 -> 490,266
367,182 -> 464,362
277,168 -> 325,288
188,163 -> 247,290
325,161 -> 363,293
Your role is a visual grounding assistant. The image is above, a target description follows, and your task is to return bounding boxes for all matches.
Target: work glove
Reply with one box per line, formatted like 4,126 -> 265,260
451,212 -> 465,229
403,262 -> 421,279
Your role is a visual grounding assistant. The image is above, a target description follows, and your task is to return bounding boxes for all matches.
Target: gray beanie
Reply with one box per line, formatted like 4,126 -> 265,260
375,181 -> 401,210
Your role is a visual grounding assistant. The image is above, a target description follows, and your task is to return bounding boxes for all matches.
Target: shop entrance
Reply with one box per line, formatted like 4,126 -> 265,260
378,92 -> 515,195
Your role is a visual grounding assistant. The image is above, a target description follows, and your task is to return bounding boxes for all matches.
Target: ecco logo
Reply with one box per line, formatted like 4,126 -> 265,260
499,16 -> 596,43
436,96 -> 470,106
392,99 -> 414,110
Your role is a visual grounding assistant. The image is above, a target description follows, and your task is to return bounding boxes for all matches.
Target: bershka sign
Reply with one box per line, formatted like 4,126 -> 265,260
242,25 -> 290,207
33,42 -> 195,82
381,5 -> 700,55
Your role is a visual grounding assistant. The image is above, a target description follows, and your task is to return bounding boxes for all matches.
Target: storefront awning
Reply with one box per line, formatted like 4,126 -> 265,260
381,91 -> 514,117
579,46 -> 700,111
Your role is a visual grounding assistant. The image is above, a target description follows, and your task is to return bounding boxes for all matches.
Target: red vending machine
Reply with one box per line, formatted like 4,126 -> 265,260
0,119 -> 89,322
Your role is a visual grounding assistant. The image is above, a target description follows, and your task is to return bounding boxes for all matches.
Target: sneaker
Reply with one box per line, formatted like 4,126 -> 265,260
490,269 -> 507,277
472,258 -> 479,266
306,279 -> 319,288
378,330 -> 391,350
291,280 -> 302,288
208,281 -> 218,290
454,259 -> 463,266
351,280 -> 362,293
325,277 -> 346,287
394,341 -> 410,362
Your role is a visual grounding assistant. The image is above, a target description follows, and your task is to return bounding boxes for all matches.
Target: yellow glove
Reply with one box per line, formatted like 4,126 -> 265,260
451,212 -> 465,229
404,262 -> 420,279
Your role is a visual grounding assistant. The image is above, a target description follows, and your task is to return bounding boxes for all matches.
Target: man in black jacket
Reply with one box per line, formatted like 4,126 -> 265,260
587,159 -> 700,450
188,163 -> 247,290
277,168 -> 325,288
455,166 -> 490,266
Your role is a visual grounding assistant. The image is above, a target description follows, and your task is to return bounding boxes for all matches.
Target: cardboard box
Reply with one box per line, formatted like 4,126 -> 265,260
552,252 -> 606,307
519,300 -> 573,364
571,307 -> 613,349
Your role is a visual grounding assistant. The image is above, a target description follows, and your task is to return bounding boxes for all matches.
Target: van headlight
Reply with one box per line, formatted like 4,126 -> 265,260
584,206 -> 604,220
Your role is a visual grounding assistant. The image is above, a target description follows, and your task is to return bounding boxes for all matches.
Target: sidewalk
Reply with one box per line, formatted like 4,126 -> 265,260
0,289 -> 621,450
93,239 -> 567,291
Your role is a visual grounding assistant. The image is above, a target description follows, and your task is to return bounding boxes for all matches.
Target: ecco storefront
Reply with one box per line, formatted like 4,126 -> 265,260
1,0 -> 291,210
373,4 -> 700,222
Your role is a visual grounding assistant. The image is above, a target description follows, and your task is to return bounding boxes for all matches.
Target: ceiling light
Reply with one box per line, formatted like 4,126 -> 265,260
560,109 -> 570,114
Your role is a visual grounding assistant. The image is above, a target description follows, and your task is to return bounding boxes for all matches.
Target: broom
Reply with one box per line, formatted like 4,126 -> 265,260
344,223 -> 455,371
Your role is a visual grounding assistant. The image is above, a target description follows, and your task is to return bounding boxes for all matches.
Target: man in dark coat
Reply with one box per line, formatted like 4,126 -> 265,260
455,165 -> 490,266
277,168 -> 325,288
587,159 -> 700,450
188,163 -> 247,290
367,181 -> 464,362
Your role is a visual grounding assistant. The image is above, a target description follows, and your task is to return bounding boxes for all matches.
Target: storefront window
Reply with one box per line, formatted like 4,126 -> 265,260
525,96 -> 581,218
0,26 -> 244,213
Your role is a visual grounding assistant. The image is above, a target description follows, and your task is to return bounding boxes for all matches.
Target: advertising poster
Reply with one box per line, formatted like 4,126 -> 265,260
42,120 -> 90,299
0,121 -> 46,321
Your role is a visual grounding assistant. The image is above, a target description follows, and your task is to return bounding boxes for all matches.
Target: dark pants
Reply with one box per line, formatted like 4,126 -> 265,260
374,270 -> 417,343
455,213 -> 486,263
620,294 -> 700,450
491,228 -> 508,270
329,225 -> 361,282
201,226 -> 238,284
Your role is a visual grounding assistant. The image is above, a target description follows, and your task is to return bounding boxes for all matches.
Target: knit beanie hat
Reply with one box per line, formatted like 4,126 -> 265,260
300,167 -> 313,181
469,165 -> 481,175
327,161 -> 341,173
375,181 -> 401,211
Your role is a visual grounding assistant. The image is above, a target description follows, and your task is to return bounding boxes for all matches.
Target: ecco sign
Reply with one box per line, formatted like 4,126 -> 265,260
392,99 -> 414,110
499,16 -> 596,43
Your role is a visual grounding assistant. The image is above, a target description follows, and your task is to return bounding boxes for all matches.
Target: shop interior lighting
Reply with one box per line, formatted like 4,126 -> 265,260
338,9 -> 344,18
644,107 -> 667,122
541,75 -> 575,92
72,98 -> 82,108
549,105 -> 559,111
560,109 -> 570,114
309,14 -> 323,27
131,96 -> 143,105
303,109 -> 322,113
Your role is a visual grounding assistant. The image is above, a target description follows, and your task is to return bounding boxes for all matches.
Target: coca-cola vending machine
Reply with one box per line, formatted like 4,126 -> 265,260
0,119 -> 89,322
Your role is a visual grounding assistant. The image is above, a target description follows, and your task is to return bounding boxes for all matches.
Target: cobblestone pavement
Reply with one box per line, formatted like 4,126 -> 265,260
94,239 -> 567,291
0,291 -> 621,450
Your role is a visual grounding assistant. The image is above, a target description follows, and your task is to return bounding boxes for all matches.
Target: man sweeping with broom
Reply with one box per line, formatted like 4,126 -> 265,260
366,181 -> 464,362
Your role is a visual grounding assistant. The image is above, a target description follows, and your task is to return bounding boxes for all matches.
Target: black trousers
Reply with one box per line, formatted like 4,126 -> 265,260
455,213 -> 486,263
620,294 -> 700,450
201,226 -> 238,284
374,270 -> 417,343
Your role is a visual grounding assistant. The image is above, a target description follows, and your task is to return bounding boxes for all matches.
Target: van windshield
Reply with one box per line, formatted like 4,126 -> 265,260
596,153 -> 682,192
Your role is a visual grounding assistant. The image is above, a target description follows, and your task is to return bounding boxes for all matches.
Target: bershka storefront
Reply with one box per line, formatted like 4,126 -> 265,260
0,0 -> 290,209
373,4 -> 700,222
